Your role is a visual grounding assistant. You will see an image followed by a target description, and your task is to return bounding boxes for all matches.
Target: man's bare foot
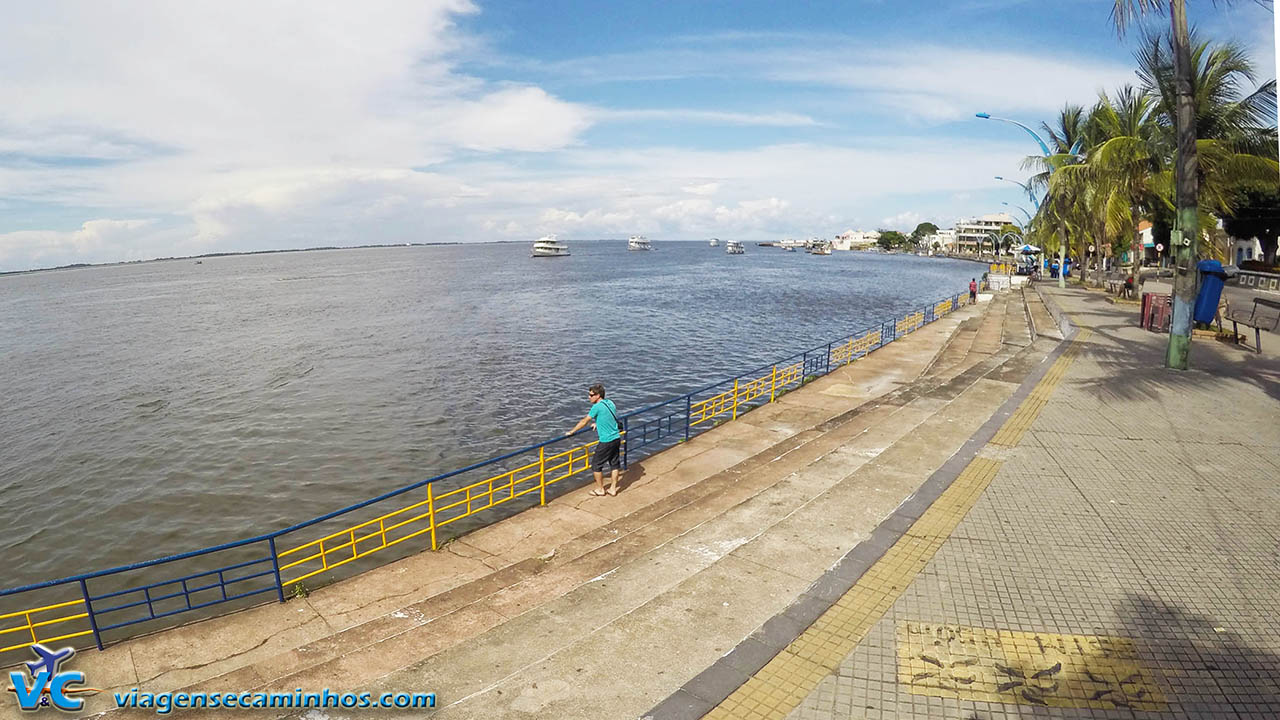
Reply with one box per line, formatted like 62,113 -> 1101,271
589,488 -> 607,497
607,486 -> 618,496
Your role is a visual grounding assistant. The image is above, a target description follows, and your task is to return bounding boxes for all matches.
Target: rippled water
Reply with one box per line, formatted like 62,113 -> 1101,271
0,242 -> 978,589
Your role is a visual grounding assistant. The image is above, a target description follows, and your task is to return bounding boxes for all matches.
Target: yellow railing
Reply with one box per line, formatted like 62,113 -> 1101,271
1,293 -> 967,661
0,600 -> 92,654
896,311 -> 925,336
277,438 -> 605,585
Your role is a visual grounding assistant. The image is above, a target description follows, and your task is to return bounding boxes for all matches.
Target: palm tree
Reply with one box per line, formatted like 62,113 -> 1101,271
1111,0 -> 1275,366
1086,85 -> 1166,283
1024,105 -> 1093,287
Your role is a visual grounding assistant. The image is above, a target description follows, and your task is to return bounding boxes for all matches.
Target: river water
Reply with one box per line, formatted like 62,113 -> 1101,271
0,242 -> 978,590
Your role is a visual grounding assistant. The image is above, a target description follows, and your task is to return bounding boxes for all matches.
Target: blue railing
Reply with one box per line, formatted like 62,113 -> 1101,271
0,291 -> 966,662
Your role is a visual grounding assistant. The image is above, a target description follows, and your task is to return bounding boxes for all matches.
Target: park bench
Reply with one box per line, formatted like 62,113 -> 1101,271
1224,297 -> 1280,353
1104,271 -> 1131,297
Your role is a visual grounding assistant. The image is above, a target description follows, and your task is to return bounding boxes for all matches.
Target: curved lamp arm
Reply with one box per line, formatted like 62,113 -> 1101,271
976,112 -> 1053,157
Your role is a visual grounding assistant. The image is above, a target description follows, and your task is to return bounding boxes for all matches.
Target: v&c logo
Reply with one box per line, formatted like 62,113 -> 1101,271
7,644 -> 101,712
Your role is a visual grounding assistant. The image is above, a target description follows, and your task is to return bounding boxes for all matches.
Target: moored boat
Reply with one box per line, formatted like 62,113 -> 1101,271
725,240 -> 745,255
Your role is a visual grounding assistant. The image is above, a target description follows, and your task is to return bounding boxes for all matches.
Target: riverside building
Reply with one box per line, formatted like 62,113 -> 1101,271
955,213 -> 1015,255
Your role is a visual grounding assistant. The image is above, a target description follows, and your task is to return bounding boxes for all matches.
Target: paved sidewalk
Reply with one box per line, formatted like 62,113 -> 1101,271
691,285 -> 1280,720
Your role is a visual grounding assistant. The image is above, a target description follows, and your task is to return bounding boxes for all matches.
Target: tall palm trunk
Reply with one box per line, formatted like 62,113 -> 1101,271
1166,0 -> 1199,369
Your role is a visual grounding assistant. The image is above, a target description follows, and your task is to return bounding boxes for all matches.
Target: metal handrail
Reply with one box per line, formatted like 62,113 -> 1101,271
0,290 -> 967,659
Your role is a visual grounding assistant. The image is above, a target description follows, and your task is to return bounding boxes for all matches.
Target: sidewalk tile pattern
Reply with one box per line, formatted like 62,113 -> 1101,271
702,328 -> 1094,720
778,289 -> 1280,720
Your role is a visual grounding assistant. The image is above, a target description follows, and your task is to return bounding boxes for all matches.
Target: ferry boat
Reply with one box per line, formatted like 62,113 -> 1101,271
725,240 -> 745,255
708,238 -> 719,247
531,234 -> 570,257
807,239 -> 832,255
627,235 -> 652,251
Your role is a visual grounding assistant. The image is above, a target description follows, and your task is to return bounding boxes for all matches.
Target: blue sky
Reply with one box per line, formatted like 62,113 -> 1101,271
0,0 -> 1274,271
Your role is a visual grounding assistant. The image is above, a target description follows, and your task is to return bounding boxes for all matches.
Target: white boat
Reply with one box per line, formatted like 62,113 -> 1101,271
806,237 -> 832,255
627,235 -> 652,251
725,240 -> 745,255
780,237 -> 803,250
708,238 -> 719,247
532,234 -> 570,257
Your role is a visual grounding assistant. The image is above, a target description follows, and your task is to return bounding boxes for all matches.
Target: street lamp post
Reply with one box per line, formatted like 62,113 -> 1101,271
994,176 -> 1041,210
977,112 -> 1067,288
1001,202 -> 1032,225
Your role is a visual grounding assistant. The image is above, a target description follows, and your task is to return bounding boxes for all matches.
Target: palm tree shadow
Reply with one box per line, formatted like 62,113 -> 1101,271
1118,593 -> 1280,714
1070,318 -> 1280,405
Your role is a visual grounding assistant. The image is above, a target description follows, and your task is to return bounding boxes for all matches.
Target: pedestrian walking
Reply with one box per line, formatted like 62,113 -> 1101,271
969,278 -> 978,304
566,383 -> 622,496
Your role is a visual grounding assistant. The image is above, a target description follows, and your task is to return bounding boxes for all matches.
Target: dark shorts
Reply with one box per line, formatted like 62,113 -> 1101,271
969,290 -> 977,300
593,438 -> 621,472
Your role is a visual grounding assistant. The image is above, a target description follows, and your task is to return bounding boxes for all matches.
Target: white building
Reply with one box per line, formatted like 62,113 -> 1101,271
955,213 -> 1015,255
1231,236 -> 1267,266
833,230 -> 880,251
924,229 -> 956,254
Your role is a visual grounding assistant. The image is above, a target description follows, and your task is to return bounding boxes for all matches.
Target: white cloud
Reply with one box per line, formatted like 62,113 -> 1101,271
0,6 -> 1163,270
681,182 -> 720,196
0,219 -> 166,268
880,212 -> 924,231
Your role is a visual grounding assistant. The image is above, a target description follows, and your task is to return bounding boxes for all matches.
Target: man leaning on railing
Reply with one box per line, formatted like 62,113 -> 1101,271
566,383 -> 622,496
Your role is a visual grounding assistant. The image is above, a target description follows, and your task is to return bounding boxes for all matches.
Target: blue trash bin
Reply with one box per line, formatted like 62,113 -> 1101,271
1194,259 -> 1226,325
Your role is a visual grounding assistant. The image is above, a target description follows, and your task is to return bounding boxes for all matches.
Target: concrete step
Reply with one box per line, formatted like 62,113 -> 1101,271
65,306 -> 989,717
922,296 -> 1006,381
1023,286 -> 1063,340
364,338 -> 1052,720
172,355 -> 995,705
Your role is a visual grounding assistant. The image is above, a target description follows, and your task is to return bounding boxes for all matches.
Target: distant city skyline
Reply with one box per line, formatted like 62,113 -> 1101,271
1,0 -> 1274,272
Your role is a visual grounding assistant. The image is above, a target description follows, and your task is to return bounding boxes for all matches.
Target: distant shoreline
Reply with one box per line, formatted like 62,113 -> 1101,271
1,240 -> 961,277
0,241 -> 474,277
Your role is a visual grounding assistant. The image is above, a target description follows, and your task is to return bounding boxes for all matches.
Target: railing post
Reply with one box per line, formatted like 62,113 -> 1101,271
621,417 -> 628,470
769,364 -> 777,402
427,483 -> 438,551
825,342 -> 832,375
267,536 -> 285,603
539,446 -> 547,506
731,378 -> 740,419
79,579 -> 104,650
684,394 -> 692,441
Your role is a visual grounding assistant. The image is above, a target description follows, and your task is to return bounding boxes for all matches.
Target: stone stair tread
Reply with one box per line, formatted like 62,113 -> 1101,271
66,303 -> 1017,718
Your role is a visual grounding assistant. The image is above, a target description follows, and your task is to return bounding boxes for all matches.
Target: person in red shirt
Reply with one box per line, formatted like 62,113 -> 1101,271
969,278 -> 978,304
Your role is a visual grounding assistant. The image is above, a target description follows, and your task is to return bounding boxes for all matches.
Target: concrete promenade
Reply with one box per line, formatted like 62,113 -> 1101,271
677,285 -> 1280,720
9,284 -> 1277,719
3,290 -> 1028,719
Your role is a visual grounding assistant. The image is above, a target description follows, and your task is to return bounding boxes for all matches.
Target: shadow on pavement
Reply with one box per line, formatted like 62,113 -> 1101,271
1121,592 -> 1280,716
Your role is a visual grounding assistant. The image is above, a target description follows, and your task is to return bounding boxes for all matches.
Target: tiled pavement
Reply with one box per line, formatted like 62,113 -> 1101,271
694,286 -> 1280,720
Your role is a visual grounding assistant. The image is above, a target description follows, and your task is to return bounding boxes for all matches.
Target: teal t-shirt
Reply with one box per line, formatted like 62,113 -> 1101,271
588,399 -> 621,443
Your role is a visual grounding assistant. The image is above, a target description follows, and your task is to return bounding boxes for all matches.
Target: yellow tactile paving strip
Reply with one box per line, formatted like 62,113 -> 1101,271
897,622 -> 1166,711
704,332 -> 1093,720
989,329 -> 1090,448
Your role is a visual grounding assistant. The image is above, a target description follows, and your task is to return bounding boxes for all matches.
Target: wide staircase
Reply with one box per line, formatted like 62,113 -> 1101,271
42,289 -> 1062,720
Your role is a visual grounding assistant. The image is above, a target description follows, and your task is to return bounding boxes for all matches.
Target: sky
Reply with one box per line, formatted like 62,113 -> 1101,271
0,0 -> 1275,271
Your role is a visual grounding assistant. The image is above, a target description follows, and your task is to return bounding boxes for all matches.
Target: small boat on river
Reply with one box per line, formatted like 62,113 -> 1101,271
708,238 -> 719,247
627,235 -> 652,251
532,234 -> 570,257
